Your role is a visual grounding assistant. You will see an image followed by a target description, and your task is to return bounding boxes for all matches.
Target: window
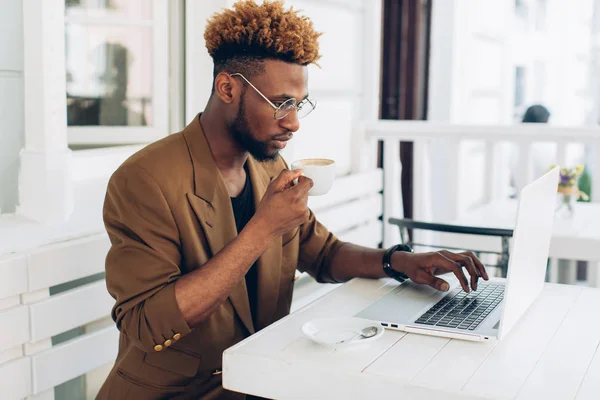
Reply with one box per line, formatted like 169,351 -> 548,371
535,0 -> 547,32
515,0 -> 530,32
65,0 -> 169,146
515,0 -> 529,19
532,60 -> 546,103
580,0 -> 595,26
514,66 -> 526,110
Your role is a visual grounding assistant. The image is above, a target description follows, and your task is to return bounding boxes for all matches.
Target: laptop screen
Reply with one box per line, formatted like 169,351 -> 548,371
498,166 -> 558,339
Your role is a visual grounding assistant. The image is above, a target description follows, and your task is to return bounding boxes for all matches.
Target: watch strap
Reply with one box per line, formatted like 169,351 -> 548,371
382,244 -> 413,283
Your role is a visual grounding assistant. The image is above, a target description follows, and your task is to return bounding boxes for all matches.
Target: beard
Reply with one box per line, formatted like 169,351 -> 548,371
230,94 -> 278,162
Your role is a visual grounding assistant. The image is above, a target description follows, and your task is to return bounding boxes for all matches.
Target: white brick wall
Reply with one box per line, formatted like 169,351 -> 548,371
0,0 -> 24,214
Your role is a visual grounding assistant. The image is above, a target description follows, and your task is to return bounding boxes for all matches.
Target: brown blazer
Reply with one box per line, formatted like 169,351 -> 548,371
97,115 -> 344,399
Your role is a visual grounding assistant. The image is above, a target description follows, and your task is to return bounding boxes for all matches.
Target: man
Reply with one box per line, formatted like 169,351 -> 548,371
98,1 -> 488,398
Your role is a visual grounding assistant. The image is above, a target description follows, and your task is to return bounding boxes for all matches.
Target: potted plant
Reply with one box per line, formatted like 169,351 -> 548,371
554,165 -> 588,217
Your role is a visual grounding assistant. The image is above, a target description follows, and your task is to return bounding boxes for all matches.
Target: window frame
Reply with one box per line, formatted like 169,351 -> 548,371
65,0 -> 170,146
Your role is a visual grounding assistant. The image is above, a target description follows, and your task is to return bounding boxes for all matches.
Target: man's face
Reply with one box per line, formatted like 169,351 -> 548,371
229,60 -> 308,162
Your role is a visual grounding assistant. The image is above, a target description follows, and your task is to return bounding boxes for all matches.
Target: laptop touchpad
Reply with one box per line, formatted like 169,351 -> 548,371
356,280 -> 449,323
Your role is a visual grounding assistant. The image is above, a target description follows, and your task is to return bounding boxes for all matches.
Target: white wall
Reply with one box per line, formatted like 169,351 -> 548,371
0,0 -> 24,214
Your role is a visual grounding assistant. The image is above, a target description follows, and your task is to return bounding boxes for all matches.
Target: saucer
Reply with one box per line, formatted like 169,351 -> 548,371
301,317 -> 384,350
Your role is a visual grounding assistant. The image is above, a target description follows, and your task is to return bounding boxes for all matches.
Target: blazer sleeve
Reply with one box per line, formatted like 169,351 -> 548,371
103,164 -> 192,353
297,209 -> 346,283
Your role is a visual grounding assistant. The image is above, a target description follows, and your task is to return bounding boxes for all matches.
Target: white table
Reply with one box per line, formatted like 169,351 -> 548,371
440,200 -> 600,286
223,278 -> 600,400
448,200 -> 600,261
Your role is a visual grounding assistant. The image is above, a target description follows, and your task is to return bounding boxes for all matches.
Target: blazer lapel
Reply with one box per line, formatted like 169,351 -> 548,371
183,117 -> 255,335
246,157 -> 282,331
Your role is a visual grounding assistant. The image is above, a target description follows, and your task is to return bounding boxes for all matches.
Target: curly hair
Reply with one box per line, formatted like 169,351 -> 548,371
204,0 -> 322,82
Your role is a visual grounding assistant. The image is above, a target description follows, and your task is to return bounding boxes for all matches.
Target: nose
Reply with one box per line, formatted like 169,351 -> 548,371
279,108 -> 300,133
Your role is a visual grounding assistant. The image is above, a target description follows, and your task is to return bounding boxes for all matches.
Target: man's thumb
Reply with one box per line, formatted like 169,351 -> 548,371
427,276 -> 450,292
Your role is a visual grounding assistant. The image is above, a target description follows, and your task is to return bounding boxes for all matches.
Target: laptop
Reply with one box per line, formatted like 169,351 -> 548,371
356,166 -> 559,342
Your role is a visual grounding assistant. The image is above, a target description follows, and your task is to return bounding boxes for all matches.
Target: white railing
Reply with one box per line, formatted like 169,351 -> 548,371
365,121 -> 600,247
0,234 -> 116,400
293,169 -> 384,312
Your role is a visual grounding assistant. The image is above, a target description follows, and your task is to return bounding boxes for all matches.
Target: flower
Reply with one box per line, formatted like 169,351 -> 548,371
552,164 -> 590,201
555,165 -> 585,187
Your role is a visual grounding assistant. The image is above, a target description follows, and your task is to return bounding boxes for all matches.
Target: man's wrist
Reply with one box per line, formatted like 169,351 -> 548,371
390,250 -> 411,274
382,244 -> 413,282
242,218 -> 274,250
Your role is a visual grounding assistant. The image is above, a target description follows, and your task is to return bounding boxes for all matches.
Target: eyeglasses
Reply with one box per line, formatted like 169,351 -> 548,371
229,73 -> 317,120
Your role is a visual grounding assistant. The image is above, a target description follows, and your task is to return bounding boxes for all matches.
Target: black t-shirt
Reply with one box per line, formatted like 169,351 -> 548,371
230,167 -> 259,323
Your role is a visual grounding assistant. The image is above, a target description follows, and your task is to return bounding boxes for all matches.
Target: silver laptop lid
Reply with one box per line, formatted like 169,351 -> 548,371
498,166 -> 559,339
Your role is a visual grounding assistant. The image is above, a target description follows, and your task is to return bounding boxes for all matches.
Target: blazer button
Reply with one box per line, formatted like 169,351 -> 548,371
173,333 -> 181,341
154,344 -> 164,352
164,339 -> 172,347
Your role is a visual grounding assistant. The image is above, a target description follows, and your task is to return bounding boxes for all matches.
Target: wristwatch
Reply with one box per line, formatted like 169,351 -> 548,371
382,244 -> 413,283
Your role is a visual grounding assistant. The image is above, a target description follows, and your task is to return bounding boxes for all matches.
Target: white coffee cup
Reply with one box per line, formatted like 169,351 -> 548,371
291,158 -> 336,196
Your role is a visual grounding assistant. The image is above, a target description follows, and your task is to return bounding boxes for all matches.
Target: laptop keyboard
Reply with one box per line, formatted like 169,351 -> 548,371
414,283 -> 504,331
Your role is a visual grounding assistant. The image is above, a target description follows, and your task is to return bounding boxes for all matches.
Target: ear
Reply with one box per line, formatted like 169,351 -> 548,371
214,72 -> 241,104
